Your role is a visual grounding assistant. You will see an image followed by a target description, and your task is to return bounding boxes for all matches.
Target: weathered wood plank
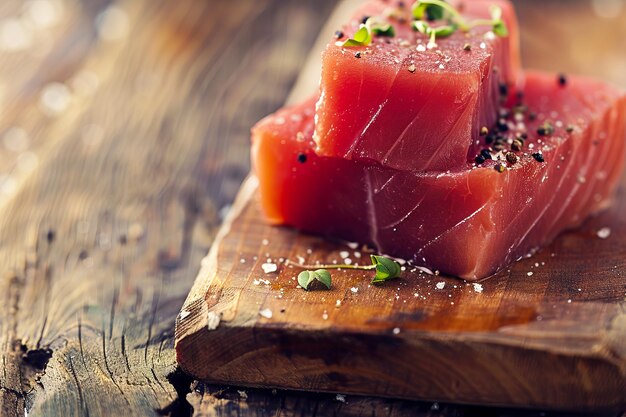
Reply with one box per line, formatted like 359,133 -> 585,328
187,383 -> 619,417
176,0 -> 626,414
0,1 -> 335,416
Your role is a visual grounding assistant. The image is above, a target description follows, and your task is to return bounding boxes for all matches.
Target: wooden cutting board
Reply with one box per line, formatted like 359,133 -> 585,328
175,1 -> 626,412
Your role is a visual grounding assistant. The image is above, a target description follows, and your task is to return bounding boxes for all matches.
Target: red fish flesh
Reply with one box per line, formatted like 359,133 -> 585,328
252,71 -> 626,279
314,0 -> 521,171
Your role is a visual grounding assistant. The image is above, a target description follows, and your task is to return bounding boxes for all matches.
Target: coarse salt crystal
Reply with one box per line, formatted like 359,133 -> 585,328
262,263 -> 278,274
259,308 -> 273,319
435,282 -> 445,290
207,311 -> 221,330
347,242 -> 359,249
597,227 -> 611,239
392,327 -> 400,335
336,299 -> 342,307
339,251 -> 350,259
416,266 -> 435,275
179,310 -> 191,320
527,271 -> 533,276
336,394 -> 346,403
473,283 -> 483,293
350,287 -> 358,293
262,238 -> 269,245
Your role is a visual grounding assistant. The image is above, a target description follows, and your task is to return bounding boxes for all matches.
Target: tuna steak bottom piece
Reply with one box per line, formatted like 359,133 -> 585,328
252,71 -> 626,279
314,0 -> 521,172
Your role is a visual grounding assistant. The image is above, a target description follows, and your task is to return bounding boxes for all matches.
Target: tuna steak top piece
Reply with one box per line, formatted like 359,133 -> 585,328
252,71 -> 626,279
314,0 -> 521,171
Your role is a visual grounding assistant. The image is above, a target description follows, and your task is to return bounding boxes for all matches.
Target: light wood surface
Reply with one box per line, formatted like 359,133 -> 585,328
0,0 -> 336,416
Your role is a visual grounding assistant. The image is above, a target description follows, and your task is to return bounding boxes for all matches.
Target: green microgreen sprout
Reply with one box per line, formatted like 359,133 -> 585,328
291,254 -> 402,290
411,1 -> 508,43
337,17 -> 395,47
412,20 -> 457,48
338,24 -> 372,47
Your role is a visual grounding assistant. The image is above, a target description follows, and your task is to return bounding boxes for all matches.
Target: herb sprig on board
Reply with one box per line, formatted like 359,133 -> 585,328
295,255 -> 402,290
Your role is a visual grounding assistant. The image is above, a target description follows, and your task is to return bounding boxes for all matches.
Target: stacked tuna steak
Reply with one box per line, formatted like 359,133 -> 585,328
251,0 -> 626,279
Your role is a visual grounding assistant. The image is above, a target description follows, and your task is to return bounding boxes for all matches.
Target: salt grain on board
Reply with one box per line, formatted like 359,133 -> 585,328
207,311 -> 221,330
259,308 -> 273,319
262,263 -> 278,274
350,287 -> 358,293
416,266 -> 435,275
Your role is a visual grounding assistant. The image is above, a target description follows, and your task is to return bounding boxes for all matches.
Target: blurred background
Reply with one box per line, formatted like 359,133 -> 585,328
0,1 -> 624,416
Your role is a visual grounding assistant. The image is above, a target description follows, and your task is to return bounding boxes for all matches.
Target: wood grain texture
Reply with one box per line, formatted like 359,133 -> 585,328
176,0 -> 626,414
0,0 -> 335,416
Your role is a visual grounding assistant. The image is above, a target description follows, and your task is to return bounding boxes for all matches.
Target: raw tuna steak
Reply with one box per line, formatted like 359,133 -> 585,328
314,0 -> 521,171
252,71 -> 626,279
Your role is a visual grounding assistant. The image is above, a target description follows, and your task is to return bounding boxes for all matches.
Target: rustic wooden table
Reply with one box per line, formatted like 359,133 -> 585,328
0,1 -> 624,416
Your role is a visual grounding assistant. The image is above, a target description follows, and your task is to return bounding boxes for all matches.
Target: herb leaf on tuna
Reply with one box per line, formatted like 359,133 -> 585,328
338,17 -> 395,47
411,0 -> 508,43
339,24 -> 372,47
